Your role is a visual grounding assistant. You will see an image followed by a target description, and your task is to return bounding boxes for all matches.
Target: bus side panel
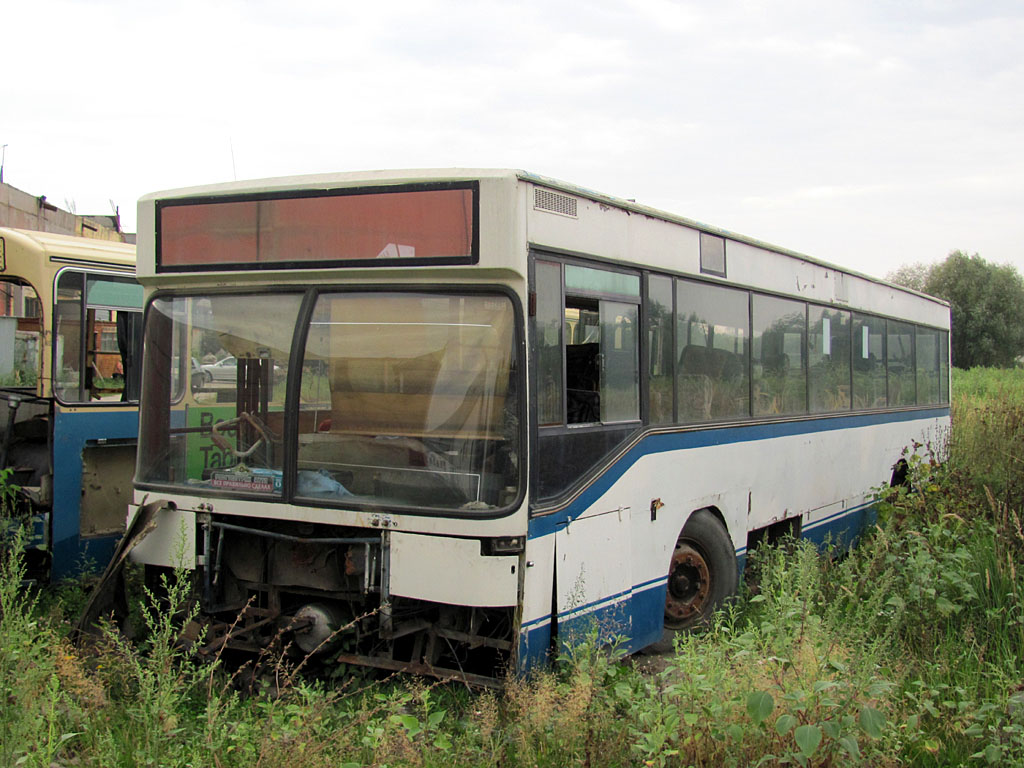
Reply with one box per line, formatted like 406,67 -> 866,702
628,473 -> 707,648
553,506 -> 634,649
51,408 -> 138,580
801,498 -> 879,550
518,532 -> 555,674
530,409 -> 949,655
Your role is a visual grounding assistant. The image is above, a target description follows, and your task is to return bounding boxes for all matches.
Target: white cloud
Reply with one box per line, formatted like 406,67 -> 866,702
2,0 -> 1022,278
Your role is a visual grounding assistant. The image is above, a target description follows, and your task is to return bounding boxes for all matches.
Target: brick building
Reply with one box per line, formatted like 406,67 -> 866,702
0,180 -> 134,243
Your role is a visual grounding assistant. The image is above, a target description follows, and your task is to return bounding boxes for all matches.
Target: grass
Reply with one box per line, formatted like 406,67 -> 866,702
2,367 -> 1024,766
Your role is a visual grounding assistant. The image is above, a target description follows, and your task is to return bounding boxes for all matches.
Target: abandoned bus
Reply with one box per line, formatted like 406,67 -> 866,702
129,170 -> 949,680
0,228 -> 141,581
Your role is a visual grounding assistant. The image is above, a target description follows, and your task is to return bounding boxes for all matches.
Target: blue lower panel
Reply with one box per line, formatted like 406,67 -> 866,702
51,408 -> 138,581
802,501 -> 877,552
558,593 -> 633,649
517,504 -> 877,674
517,619 -> 553,675
517,579 -> 668,674
626,580 -> 667,650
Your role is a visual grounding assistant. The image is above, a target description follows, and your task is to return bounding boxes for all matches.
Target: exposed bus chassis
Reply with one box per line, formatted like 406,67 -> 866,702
192,513 -> 514,686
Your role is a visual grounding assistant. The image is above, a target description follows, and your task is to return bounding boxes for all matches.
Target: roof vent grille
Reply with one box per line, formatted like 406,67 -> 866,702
534,188 -> 578,218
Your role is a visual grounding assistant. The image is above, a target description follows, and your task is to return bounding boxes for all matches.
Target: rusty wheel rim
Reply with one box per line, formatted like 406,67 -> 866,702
664,542 -> 711,624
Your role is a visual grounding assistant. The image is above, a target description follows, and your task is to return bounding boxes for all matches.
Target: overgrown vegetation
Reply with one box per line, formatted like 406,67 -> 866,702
2,367 -> 1024,766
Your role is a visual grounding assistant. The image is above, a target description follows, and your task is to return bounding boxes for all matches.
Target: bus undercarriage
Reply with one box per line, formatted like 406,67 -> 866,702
188,513 -> 516,685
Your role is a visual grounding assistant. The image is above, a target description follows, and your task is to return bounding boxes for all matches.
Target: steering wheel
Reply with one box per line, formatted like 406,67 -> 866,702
209,412 -> 277,459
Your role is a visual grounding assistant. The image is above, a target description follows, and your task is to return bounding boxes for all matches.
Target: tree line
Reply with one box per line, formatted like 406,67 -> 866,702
887,251 -> 1024,369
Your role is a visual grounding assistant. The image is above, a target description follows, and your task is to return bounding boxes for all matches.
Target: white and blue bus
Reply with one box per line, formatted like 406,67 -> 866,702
129,170 -> 949,682
0,228 -> 141,581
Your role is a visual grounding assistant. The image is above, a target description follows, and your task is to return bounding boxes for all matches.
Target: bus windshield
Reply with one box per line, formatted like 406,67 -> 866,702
137,290 -> 521,513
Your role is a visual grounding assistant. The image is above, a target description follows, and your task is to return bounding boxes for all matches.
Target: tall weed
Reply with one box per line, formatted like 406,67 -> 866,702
0,528 -> 84,766
1,368 -> 1023,766
949,367 -> 1024,507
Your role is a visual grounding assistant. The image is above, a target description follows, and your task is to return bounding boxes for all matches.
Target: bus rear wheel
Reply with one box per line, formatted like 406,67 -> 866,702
648,509 -> 737,652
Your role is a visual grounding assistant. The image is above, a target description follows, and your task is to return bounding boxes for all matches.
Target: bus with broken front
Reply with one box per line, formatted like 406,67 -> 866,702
128,170 -> 949,681
0,228 -> 141,581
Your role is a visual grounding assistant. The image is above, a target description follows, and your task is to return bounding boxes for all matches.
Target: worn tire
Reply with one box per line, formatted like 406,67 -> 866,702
646,509 -> 738,653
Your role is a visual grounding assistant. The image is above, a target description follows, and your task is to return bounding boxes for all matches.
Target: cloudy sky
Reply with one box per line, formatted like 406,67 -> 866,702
3,0 -> 1022,279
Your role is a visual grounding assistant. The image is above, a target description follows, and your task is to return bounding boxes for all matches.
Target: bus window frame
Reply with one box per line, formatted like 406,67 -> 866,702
136,283 -> 529,521
531,253 -> 645,503
532,253 -> 642,434
0,275 -> 43,392
530,252 -> 951,509
51,266 -> 142,407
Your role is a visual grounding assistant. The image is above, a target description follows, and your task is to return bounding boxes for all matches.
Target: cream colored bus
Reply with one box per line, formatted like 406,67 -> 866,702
0,228 -> 140,580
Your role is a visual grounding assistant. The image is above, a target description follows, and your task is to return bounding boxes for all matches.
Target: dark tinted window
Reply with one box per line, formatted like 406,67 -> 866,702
676,280 -> 749,422
916,326 -> 941,405
647,275 -> 674,424
808,306 -> 851,412
853,314 -> 886,408
535,260 -> 563,426
753,295 -> 806,416
887,320 -> 916,406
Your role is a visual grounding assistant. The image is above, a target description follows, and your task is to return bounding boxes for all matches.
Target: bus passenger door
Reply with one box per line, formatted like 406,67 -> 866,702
554,504 -> 633,650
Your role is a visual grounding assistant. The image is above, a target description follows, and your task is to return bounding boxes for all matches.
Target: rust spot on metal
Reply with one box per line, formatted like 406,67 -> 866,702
665,543 -> 711,621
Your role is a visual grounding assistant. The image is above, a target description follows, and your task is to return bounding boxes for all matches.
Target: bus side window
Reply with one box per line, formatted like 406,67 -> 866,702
54,271 -> 85,402
55,272 -> 143,403
0,279 -> 41,389
534,260 -> 563,426
598,300 -> 639,423
752,295 -> 806,416
563,299 -> 640,425
647,274 -> 675,424
565,301 -> 600,423
676,280 -> 750,423
86,307 -> 121,399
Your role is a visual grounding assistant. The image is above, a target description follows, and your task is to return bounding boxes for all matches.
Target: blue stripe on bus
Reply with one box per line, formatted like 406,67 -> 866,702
527,408 -> 946,540
517,500 -> 881,672
517,582 -> 669,672
520,574 -> 669,632
801,499 -> 878,550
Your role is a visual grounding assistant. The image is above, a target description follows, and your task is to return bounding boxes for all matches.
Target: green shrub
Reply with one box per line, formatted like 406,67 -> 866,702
2,370 -> 1024,766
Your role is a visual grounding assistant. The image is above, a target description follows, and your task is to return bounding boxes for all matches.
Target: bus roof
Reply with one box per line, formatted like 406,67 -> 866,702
0,227 -> 136,271
138,168 -> 946,308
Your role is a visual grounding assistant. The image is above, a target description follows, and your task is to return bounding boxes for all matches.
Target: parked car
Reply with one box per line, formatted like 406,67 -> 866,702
201,356 -> 238,382
200,356 -> 283,383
